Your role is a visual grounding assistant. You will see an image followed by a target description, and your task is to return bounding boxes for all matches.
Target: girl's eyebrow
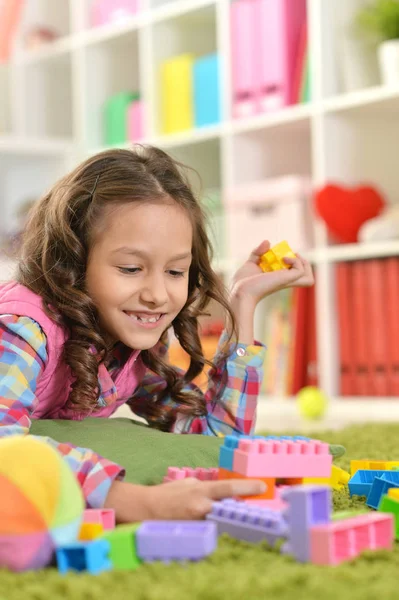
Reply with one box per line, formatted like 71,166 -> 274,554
112,247 -> 192,261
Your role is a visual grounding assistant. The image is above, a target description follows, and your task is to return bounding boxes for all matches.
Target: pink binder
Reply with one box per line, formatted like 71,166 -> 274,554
230,0 -> 257,119
127,100 -> 144,141
254,0 -> 307,112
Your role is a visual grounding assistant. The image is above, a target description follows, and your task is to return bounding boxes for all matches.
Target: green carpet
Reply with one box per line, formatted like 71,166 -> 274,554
3,423 -> 399,600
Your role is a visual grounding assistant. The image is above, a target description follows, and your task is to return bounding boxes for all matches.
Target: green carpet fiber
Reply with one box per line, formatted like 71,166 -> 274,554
2,423 -> 399,600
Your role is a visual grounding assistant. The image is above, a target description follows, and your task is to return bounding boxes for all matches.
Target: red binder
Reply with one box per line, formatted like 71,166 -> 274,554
351,260 -> 372,396
385,257 -> 399,395
305,284 -> 318,387
336,262 -> 355,395
365,259 -> 389,396
288,287 -> 308,394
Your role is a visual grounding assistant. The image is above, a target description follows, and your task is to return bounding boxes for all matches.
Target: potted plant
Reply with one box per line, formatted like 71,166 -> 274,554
356,0 -> 399,85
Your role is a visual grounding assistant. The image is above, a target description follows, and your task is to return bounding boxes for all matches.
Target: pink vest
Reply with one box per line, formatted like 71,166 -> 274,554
0,282 -> 146,420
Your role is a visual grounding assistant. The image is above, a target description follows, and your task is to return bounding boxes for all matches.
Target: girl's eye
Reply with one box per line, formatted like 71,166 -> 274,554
118,267 -> 141,274
168,270 -> 185,278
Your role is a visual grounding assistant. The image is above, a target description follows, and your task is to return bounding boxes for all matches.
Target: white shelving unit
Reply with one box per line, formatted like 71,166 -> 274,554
2,0 -> 399,424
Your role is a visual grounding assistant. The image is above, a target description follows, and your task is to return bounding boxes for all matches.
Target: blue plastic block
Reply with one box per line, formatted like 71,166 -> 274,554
206,499 -> 288,545
367,472 -> 399,509
348,470 -> 392,498
219,436 -> 239,470
193,53 -> 220,127
56,540 -> 112,575
281,485 -> 332,563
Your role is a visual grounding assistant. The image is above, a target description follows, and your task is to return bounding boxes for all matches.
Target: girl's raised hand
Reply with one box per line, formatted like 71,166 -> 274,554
231,240 -> 314,306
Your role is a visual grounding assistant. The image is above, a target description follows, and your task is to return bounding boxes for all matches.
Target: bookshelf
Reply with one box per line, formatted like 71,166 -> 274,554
1,0 -> 399,423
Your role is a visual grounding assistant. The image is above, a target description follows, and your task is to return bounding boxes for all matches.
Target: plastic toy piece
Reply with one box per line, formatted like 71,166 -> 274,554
101,524 -> 142,570
350,459 -> 399,476
56,540 -> 112,575
206,498 -> 288,545
164,466 -> 219,483
366,472 -> 399,509
232,438 -> 332,478
388,488 -> 399,501
348,469 -> 392,497
310,513 -> 394,566
136,522 -> 217,562
217,467 -> 275,500
304,465 -> 350,491
379,495 -> 399,539
259,241 -> 296,273
83,508 -> 115,531
79,523 -> 104,541
281,485 -> 331,563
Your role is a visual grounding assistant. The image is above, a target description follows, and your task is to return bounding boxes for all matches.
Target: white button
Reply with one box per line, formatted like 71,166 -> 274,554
236,347 -> 246,357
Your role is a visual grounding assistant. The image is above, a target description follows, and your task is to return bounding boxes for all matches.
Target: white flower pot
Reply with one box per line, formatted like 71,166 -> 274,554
378,39 -> 399,85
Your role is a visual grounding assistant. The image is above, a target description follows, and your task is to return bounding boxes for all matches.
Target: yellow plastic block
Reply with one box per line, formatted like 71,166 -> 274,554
388,488 -> 399,501
160,53 -> 194,134
304,465 -> 350,491
259,241 -> 296,273
79,522 -> 104,541
350,459 -> 399,476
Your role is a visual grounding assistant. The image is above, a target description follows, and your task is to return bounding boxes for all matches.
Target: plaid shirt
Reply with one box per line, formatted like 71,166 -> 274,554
0,315 -> 265,508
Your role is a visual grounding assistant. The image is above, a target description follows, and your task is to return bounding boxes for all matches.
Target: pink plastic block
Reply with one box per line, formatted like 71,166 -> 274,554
83,509 -> 115,531
310,513 -> 394,566
254,0 -> 306,112
233,439 -> 332,478
230,0 -> 257,118
91,0 -> 139,28
127,100 -> 144,141
164,466 -> 219,483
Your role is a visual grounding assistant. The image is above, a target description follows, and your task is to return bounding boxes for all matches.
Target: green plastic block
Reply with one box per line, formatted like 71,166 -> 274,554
101,523 -> 142,570
378,495 -> 399,539
104,91 -> 139,146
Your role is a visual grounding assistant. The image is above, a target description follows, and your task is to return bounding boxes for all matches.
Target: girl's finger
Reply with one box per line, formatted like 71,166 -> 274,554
248,240 -> 271,264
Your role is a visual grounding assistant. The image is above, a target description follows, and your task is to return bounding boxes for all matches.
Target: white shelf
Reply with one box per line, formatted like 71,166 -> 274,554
2,0 -> 399,405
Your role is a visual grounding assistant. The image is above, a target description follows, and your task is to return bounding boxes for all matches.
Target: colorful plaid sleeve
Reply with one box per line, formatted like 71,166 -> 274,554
0,314 -> 125,508
129,331 -> 266,436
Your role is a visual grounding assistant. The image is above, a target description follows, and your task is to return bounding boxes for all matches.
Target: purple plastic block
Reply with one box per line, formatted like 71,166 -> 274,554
206,498 -> 288,545
136,521 -> 217,562
281,485 -> 331,562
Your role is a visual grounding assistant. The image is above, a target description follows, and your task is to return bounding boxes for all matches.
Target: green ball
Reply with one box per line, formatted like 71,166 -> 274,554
297,386 -> 328,420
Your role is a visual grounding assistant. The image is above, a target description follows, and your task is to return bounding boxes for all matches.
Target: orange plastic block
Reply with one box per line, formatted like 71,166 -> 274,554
310,513 -> 394,566
259,241 -> 296,273
79,523 -> 104,541
350,459 -> 399,476
304,465 -> 350,491
217,467 -> 275,500
233,439 -> 332,478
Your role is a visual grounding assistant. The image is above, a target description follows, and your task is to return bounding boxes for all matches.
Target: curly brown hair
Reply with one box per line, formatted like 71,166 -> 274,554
17,146 -> 238,431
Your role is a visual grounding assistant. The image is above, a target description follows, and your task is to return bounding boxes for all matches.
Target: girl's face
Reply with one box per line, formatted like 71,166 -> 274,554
85,199 -> 193,350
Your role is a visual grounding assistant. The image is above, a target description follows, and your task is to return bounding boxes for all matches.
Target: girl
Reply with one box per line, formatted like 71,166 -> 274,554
0,146 -> 313,523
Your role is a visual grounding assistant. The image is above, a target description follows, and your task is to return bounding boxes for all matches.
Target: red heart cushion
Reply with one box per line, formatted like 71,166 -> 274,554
315,184 -> 386,243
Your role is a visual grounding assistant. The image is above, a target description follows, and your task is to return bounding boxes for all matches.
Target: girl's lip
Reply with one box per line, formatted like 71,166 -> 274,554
124,312 -> 166,329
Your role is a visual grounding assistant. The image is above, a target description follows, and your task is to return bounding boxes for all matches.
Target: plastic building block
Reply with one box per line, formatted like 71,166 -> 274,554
56,540 -> 112,575
219,436 -> 240,470
164,466 -> 219,483
310,513 -> 394,566
136,522 -> 217,562
101,524 -> 142,570
366,471 -> 399,509
217,467 -> 276,500
83,508 -> 115,531
348,470 -> 392,497
232,438 -> 332,478
79,523 -> 104,541
206,498 -> 288,545
304,465 -> 350,491
281,485 -> 331,563
388,488 -> 399,501
378,495 -> 399,539
350,459 -> 399,476
259,241 -> 296,273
